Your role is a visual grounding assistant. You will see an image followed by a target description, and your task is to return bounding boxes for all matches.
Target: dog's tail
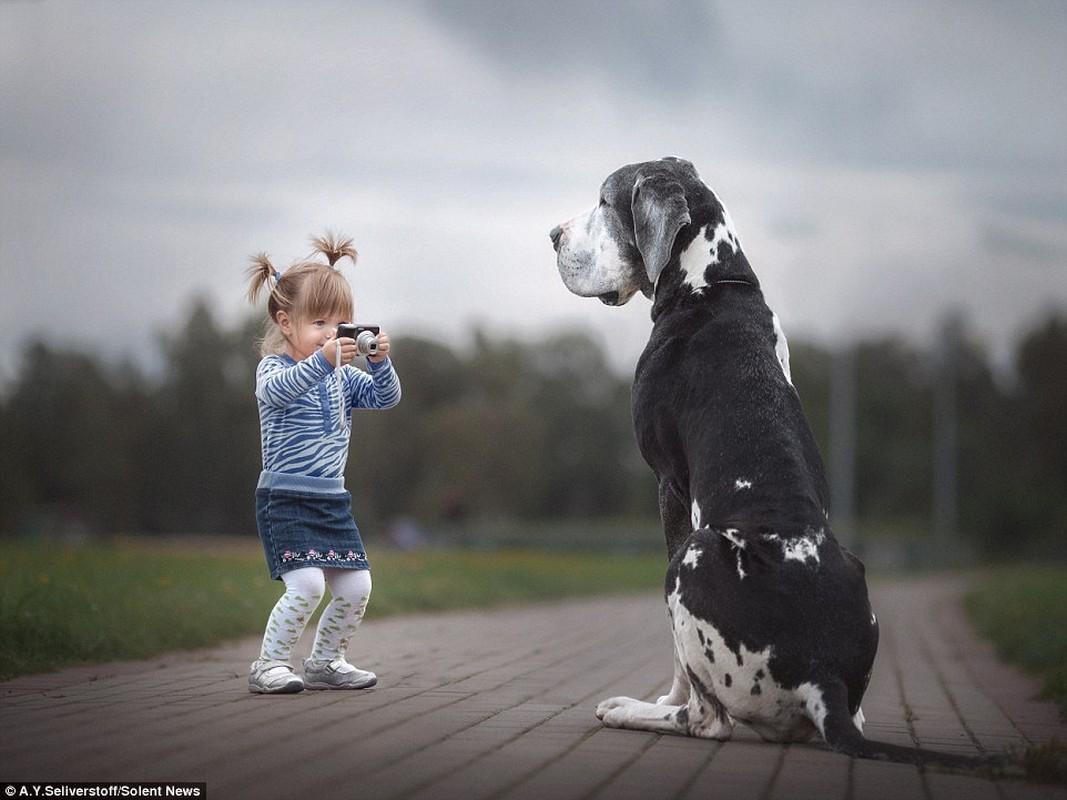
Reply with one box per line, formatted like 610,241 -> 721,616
816,680 -> 1002,770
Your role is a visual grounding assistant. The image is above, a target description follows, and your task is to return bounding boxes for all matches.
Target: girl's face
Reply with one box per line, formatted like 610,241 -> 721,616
278,309 -> 351,362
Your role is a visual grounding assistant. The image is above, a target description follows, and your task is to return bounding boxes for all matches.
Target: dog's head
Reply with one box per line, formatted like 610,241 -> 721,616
550,156 -> 711,306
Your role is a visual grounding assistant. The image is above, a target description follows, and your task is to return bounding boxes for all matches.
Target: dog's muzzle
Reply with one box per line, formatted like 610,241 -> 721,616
551,222 -> 629,306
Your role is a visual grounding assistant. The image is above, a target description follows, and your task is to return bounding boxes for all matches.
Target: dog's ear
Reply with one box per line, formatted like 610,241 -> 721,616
632,174 -> 691,286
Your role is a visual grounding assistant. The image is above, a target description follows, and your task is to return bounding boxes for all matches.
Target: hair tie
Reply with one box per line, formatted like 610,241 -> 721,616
273,271 -> 282,282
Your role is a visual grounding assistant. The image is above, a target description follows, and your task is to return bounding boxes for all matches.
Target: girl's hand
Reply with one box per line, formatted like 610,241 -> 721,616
368,330 -> 391,363
323,334 -> 358,368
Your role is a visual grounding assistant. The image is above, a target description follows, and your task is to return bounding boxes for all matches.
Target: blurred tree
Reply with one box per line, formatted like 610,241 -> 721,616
1017,314 -> 1067,489
0,343 -> 148,535
350,329 -> 651,528
144,299 -> 261,534
527,331 -> 648,518
1014,313 -> 1067,549
789,340 -> 832,457
1,301 -> 1064,559
852,338 -> 933,526
347,336 -> 470,528
945,321 -> 1025,556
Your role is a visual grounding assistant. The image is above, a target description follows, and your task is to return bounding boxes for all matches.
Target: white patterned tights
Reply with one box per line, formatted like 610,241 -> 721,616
259,566 -> 372,664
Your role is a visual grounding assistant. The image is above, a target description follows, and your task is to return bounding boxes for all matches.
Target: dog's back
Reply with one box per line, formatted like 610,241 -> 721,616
634,278 -> 828,540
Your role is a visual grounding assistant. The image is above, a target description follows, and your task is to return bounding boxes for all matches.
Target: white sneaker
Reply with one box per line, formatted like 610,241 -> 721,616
303,658 -> 377,690
249,659 -> 304,694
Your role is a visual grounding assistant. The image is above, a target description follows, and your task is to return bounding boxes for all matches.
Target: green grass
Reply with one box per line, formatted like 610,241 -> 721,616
964,566 -> 1067,720
0,539 -> 664,680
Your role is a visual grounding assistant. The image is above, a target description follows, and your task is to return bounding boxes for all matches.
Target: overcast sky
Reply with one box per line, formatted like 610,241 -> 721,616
2,0 -> 1065,384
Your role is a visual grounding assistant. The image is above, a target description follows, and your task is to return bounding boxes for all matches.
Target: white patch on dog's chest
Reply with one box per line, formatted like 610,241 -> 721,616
668,580 -> 814,739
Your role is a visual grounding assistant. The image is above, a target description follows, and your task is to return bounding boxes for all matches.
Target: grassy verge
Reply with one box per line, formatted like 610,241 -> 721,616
0,538 -> 664,680
963,566 -> 1067,720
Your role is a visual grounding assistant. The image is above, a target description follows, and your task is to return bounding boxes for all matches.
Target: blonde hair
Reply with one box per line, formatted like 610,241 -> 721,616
246,232 -> 358,356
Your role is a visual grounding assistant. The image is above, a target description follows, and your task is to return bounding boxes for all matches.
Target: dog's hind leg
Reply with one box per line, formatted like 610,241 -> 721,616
597,618 -> 733,739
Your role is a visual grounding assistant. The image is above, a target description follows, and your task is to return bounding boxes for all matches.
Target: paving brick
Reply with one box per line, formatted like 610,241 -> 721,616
2,577 -> 1065,799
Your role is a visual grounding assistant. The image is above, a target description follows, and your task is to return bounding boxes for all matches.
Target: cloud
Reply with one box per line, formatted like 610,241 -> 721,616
1,0 -> 1064,386
418,0 -> 726,94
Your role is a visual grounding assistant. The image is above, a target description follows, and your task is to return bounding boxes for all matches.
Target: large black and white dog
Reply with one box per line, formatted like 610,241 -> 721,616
550,157 -> 986,767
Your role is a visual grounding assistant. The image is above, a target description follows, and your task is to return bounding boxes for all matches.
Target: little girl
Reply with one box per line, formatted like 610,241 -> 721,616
244,232 -> 401,694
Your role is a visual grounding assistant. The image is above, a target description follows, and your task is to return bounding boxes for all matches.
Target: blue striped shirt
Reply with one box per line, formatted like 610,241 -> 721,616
255,350 -> 401,487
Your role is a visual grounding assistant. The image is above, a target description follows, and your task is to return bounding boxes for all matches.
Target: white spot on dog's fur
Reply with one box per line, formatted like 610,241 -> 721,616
679,226 -> 712,292
721,528 -> 747,580
679,214 -> 741,293
795,683 -> 828,737
682,546 -> 702,569
761,530 -> 825,565
722,528 -> 745,548
735,479 -> 752,490
853,706 -> 866,733
691,500 -> 702,529
713,207 -> 741,257
772,312 -> 793,385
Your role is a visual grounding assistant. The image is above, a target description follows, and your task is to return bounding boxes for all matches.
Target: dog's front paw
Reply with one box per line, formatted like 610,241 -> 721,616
596,696 -> 636,722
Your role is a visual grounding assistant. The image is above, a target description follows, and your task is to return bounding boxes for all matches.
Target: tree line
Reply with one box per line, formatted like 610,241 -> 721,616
1,299 -> 1063,560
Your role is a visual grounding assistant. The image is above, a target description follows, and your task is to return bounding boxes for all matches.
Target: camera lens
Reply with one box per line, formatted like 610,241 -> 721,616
355,330 -> 379,356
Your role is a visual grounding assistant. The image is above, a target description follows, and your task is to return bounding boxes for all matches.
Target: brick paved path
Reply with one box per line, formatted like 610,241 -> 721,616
2,574 -> 1065,799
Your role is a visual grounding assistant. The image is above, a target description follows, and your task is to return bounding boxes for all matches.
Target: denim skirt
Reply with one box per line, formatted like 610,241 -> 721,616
256,487 -> 370,580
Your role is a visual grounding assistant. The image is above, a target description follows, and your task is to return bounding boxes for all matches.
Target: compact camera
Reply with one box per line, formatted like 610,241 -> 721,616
336,323 -> 380,356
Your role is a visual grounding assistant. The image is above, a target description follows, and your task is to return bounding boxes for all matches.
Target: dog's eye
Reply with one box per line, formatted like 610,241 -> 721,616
599,196 -> 611,208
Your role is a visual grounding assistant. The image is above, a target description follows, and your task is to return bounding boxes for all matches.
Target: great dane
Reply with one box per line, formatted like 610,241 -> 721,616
550,157 -> 993,768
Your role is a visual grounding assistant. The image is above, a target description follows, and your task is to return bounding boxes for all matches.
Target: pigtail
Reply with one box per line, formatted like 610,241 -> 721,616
310,231 -> 358,268
245,252 -> 279,305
